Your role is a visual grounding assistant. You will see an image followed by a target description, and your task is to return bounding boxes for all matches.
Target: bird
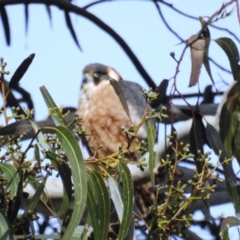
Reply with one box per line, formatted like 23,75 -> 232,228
77,63 -> 156,218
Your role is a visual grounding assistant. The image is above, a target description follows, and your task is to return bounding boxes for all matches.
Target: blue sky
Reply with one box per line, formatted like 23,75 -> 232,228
0,0 -> 238,120
0,1 -> 239,239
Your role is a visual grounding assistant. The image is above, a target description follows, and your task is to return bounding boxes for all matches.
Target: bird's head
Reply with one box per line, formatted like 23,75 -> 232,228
82,63 -> 121,86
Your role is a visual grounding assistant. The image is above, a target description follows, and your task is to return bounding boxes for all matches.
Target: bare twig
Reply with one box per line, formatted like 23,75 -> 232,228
153,1 -> 184,42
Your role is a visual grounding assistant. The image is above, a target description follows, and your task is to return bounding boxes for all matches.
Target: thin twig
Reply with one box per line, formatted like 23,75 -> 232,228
153,0 -> 184,42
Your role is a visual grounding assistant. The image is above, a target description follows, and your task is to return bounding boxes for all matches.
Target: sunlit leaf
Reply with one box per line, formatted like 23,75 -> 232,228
49,126 -> 87,240
40,86 -> 69,127
0,163 -> 20,200
147,121 -> 156,186
220,216 -> 240,237
73,225 -> 92,240
108,177 -> 123,222
0,212 -> 10,240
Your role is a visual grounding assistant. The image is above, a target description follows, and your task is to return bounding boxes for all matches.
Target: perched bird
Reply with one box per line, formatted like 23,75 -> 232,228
77,63 -> 155,217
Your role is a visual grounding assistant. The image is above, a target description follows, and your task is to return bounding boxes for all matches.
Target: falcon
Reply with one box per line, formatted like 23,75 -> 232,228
77,63 -> 155,217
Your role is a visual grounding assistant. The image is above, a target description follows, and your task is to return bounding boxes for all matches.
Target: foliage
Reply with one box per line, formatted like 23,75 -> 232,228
0,1 -> 240,240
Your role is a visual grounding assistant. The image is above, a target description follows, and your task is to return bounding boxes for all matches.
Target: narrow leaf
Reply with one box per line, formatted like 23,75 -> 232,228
117,162 -> 134,240
29,119 -> 50,150
0,212 -> 10,240
50,126 -> 87,240
220,216 -> 240,237
0,163 -> 20,200
188,34 -> 205,87
24,175 -> 48,213
24,3 -> 29,34
46,151 -> 72,202
206,123 -> 236,184
45,4 -> 52,26
203,38 -> 214,84
147,121 -> 156,186
189,117 -> 205,172
40,86 -> 69,127
219,94 -> 239,156
90,170 -> 110,240
108,177 -> 123,222
0,6 -> 10,45
206,123 -> 240,213
105,76 -> 131,122
9,53 -> 35,89
86,186 -> 100,240
199,18 -> 214,84
64,11 -> 82,51
215,37 -> 240,81
108,177 -> 136,240
27,175 -> 48,204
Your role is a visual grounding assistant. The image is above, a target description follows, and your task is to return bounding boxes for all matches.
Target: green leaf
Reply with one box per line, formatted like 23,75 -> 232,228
46,151 -> 72,202
220,216 -> 240,237
50,126 -> 87,240
147,121 -> 156,186
206,123 -> 240,213
108,176 -> 136,240
73,225 -> 92,240
40,86 -> 68,127
89,170 -> 110,240
45,151 -> 72,216
24,175 -> 48,213
219,93 -> 239,156
15,234 -> 60,239
9,53 -> 35,89
203,38 -> 214,84
189,116 -> 205,172
86,186 -> 100,240
215,37 -> 240,80
0,212 -> 10,240
29,119 -> 50,150
232,112 -> 240,165
0,163 -> 20,200
117,162 -> 134,240
108,177 -> 123,222
27,175 -> 48,204
106,76 -> 132,122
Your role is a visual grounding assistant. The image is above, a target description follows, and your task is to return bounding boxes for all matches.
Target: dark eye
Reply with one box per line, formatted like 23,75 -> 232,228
93,71 -> 104,78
